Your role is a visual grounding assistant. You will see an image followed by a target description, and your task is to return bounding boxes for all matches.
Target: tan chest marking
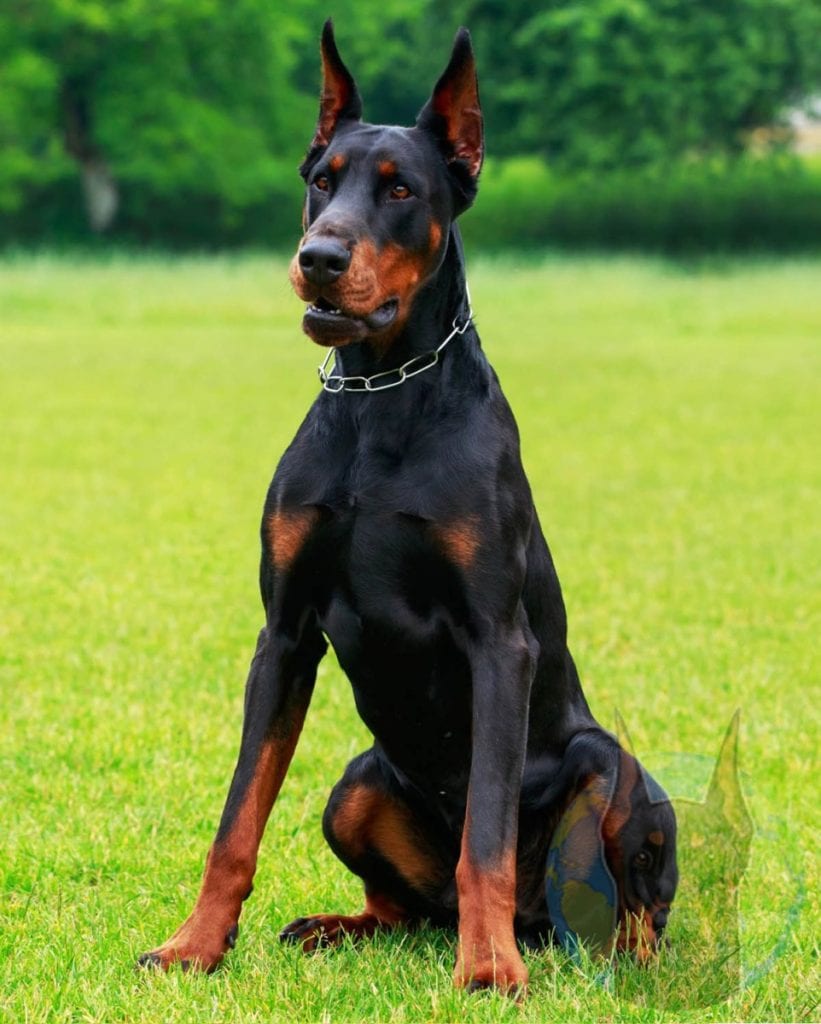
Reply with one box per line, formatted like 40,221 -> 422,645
267,508 -> 319,570
433,518 -> 480,569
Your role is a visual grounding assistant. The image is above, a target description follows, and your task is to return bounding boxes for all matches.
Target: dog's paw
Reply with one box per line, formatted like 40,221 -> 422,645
453,947 -> 529,999
136,920 -> 239,973
279,912 -> 381,952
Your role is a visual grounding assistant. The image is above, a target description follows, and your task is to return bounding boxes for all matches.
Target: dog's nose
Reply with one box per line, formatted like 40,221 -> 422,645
652,907 -> 669,933
298,238 -> 351,285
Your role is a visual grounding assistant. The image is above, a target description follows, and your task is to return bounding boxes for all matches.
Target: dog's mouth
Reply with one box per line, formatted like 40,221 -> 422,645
303,296 -> 399,346
615,907 -> 662,962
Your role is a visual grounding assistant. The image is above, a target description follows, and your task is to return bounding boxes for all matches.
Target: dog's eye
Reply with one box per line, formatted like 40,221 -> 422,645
633,850 -> 653,870
314,175 -> 330,192
390,183 -> 412,200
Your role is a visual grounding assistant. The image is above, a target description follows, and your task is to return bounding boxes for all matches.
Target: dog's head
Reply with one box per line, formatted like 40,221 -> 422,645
289,20 -> 483,349
545,725 -> 679,961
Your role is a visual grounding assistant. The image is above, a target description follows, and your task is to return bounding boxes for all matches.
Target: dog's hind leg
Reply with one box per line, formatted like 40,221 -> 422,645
279,749 -> 456,950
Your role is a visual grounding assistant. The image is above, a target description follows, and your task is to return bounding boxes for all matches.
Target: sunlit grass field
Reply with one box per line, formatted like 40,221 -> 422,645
1,253 -> 818,1023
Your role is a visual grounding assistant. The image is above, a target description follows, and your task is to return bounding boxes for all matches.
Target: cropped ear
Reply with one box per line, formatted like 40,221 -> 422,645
301,20 -> 362,176
705,711 -> 752,842
416,28 -> 483,181
546,771 -> 619,956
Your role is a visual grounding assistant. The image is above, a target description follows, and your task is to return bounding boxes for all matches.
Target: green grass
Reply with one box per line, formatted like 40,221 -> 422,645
1,253 -> 818,1022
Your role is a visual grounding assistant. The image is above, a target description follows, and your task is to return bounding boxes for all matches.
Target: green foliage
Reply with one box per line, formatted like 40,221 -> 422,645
0,28 -> 68,210
0,0 -> 820,244
0,0 -> 449,244
461,155 -> 821,251
461,0 -> 821,168
4,155 -> 821,251
0,0 -> 320,238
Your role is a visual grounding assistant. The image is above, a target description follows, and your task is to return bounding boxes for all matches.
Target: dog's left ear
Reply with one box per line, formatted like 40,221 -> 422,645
301,20 -> 363,177
416,28 -> 484,184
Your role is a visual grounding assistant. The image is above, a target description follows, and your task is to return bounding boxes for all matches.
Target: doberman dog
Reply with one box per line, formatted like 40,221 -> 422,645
139,22 -> 678,996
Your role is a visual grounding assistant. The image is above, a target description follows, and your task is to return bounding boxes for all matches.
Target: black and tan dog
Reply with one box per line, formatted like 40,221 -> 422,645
139,23 -> 677,995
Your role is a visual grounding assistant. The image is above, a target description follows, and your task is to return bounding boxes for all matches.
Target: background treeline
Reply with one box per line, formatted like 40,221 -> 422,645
1,0 -> 820,250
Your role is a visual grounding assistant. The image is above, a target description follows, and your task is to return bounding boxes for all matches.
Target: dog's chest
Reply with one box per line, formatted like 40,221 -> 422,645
300,508 -> 474,772
312,507 -> 471,640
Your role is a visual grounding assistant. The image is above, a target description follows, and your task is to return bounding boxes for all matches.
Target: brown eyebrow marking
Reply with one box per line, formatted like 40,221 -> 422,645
329,153 -> 346,172
648,830 -> 665,846
378,160 -> 397,177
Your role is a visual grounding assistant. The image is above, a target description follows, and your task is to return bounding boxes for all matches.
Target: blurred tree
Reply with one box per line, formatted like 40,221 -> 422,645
1,0 -> 819,243
0,0 -> 316,234
0,14 -> 67,220
0,0 -> 459,239
459,0 -> 821,168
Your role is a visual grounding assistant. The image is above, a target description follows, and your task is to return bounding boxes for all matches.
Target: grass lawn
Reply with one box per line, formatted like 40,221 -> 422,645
0,252 -> 818,1023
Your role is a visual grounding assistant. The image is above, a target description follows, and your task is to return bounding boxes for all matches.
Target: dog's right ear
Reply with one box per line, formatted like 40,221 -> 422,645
300,20 -> 363,179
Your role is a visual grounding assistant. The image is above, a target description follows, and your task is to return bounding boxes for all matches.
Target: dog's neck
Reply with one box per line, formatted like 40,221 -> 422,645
325,225 -> 475,381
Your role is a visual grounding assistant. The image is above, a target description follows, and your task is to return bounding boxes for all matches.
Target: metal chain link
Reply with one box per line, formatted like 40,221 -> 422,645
317,288 -> 473,394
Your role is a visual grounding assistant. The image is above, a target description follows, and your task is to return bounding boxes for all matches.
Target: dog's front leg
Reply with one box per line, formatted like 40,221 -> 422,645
454,615 -> 536,997
139,619 -> 326,972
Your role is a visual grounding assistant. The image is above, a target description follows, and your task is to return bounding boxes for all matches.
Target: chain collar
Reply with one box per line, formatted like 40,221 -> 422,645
317,288 -> 473,394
